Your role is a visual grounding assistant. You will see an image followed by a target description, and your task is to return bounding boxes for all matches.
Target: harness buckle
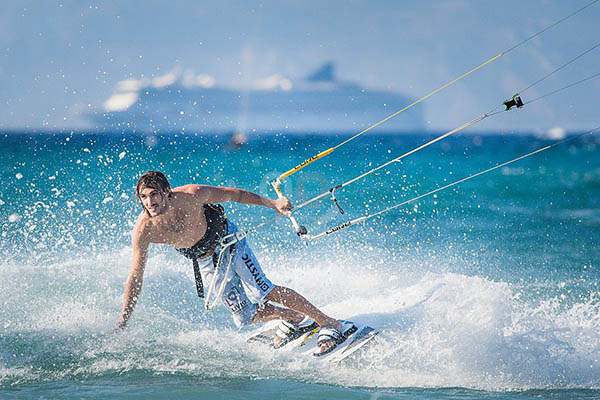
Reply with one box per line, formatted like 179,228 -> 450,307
219,231 -> 247,248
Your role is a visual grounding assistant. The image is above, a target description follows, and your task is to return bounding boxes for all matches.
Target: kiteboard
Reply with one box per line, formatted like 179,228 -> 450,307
247,320 -> 378,362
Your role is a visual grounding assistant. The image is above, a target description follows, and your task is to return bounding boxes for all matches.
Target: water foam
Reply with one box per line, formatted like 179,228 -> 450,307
1,246 -> 599,390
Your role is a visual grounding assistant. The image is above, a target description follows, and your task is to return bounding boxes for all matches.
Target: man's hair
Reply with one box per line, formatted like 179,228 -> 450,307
136,171 -> 172,199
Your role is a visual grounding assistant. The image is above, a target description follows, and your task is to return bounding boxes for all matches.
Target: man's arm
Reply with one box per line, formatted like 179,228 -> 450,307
118,224 -> 149,329
195,185 -> 292,216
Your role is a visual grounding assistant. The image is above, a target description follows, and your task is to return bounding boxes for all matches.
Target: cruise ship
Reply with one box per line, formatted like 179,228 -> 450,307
90,63 -> 424,134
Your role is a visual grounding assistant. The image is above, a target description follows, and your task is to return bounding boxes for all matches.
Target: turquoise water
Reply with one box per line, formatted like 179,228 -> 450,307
1,131 -> 599,399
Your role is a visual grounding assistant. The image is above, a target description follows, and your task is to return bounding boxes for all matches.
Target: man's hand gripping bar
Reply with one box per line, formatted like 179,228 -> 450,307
270,178 -> 309,239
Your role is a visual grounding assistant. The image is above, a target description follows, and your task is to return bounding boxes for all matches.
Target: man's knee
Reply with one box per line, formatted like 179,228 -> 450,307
265,285 -> 281,301
266,285 -> 296,301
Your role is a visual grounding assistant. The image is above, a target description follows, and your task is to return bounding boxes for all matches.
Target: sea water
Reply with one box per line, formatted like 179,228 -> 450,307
0,131 -> 599,399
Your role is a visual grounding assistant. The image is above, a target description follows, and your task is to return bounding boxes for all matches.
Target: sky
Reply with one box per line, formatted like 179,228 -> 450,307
0,0 -> 599,134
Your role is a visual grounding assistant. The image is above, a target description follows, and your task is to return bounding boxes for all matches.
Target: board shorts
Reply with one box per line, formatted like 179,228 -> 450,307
197,220 -> 275,327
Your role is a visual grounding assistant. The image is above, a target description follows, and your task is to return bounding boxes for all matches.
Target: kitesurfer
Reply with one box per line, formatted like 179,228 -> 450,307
118,171 -> 354,355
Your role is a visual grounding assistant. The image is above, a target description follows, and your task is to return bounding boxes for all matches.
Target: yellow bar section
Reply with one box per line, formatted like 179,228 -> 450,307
271,180 -> 283,197
278,147 -> 334,180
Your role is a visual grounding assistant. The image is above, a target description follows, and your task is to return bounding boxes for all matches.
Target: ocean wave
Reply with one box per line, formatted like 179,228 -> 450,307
1,250 -> 599,390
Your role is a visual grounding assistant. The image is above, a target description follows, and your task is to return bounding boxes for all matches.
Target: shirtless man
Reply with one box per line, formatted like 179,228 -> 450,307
118,171 -> 355,356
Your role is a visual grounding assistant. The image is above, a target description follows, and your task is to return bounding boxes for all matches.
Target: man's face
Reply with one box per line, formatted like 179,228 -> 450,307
139,187 -> 167,216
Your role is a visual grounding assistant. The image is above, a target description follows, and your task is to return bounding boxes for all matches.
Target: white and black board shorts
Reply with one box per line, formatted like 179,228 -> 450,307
198,220 -> 274,327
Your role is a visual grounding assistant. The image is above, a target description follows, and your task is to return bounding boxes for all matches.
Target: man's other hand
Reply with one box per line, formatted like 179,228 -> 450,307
273,197 -> 293,216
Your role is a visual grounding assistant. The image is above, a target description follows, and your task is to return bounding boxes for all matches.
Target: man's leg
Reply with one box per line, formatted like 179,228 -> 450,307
264,286 -> 342,330
227,230 -> 342,350
257,285 -> 343,350
251,302 -> 303,324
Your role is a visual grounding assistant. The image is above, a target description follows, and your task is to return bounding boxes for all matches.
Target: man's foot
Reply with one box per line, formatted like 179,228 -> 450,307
313,321 -> 357,357
273,317 -> 319,349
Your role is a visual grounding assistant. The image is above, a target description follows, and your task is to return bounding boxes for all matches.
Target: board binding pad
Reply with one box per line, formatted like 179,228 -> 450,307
247,319 -> 378,362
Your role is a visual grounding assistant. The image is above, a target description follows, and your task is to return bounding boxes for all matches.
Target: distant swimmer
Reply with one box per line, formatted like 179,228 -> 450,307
118,171 -> 355,356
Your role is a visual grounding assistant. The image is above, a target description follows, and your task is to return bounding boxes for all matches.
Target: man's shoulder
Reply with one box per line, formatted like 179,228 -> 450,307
132,213 -> 154,240
172,184 -> 214,205
173,184 -> 207,194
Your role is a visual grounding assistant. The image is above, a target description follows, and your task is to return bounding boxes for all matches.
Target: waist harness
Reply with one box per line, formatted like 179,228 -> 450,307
175,203 -> 226,298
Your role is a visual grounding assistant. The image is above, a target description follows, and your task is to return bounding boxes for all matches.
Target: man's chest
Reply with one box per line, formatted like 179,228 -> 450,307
151,211 -> 207,247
